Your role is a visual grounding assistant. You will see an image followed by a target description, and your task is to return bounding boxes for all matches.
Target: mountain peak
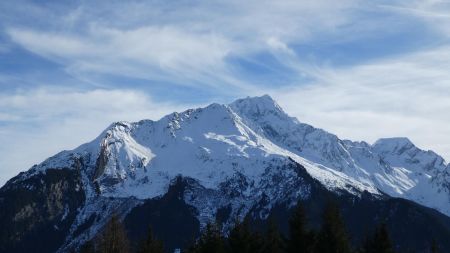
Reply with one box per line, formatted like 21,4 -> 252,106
229,94 -> 287,120
231,94 -> 277,107
373,137 -> 416,153
373,137 -> 414,149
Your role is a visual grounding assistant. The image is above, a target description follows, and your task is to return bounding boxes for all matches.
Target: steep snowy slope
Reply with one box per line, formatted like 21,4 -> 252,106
15,95 -> 450,216
4,95 -> 450,252
231,95 -> 450,215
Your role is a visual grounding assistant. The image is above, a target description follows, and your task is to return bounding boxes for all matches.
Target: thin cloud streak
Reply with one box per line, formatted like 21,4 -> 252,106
380,0 -> 450,37
3,0 -> 361,92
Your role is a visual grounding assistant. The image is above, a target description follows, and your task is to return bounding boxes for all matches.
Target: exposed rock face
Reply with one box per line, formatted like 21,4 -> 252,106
0,168 -> 85,253
93,139 -> 109,181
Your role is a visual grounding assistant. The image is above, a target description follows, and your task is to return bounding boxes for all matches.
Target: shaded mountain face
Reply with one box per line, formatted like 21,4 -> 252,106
0,168 -> 85,253
1,95 -> 450,252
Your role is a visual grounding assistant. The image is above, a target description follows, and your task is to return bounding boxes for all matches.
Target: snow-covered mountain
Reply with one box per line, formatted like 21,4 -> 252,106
2,95 -> 450,252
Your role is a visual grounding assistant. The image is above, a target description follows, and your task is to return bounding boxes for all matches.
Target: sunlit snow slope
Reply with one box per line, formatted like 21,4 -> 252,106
19,95 -> 450,218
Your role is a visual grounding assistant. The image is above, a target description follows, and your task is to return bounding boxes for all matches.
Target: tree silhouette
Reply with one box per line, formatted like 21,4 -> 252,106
97,214 -> 130,253
372,223 -> 395,253
359,223 -> 395,253
79,240 -> 95,253
430,239 -> 440,253
314,203 -> 352,253
262,218 -> 284,253
187,222 -> 226,253
287,203 -> 315,253
227,218 -> 256,253
137,226 -> 164,253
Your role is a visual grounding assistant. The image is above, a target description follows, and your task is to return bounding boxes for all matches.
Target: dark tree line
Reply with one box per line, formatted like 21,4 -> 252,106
78,203 -> 441,253
187,202 -> 354,253
78,214 -> 164,253
185,202 -> 439,253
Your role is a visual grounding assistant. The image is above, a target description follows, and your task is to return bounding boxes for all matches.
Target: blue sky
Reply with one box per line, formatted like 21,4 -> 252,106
1,0 -> 450,185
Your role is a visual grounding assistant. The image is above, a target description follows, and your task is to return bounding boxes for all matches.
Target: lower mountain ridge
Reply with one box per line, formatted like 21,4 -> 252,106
1,95 -> 450,253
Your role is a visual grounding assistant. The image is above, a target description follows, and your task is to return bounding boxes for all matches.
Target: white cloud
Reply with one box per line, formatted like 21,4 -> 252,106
381,0 -> 450,36
5,0 -> 360,91
7,26 -> 232,83
273,45 -> 450,160
0,88 -> 194,186
266,37 -> 295,56
9,25 -> 232,68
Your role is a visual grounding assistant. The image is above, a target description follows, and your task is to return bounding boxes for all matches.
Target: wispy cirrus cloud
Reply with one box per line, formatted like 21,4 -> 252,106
7,26 -> 239,89
3,0 -> 361,92
1,0 -> 450,186
381,1 -> 450,27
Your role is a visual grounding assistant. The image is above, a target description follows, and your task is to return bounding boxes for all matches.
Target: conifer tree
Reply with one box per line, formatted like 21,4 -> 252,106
97,214 -> 130,253
372,223 -> 395,253
262,218 -> 284,253
188,222 -> 226,253
227,218 -> 254,253
185,238 -> 199,253
358,223 -> 395,253
359,235 -> 373,253
314,203 -> 352,253
287,203 -> 315,253
430,239 -> 440,253
79,240 -> 95,253
138,226 -> 164,253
